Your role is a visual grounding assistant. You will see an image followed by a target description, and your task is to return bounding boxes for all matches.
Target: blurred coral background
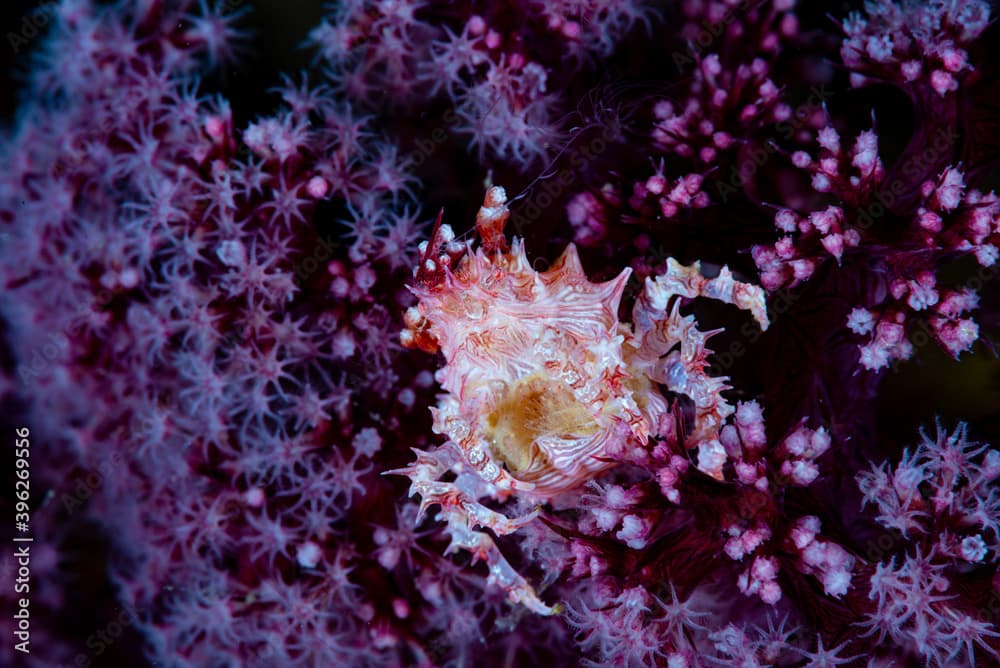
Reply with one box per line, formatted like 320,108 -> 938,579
1,1 -> 999,666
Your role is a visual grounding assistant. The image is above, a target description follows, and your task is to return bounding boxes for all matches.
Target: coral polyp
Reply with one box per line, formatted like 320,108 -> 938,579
3,1 -> 999,665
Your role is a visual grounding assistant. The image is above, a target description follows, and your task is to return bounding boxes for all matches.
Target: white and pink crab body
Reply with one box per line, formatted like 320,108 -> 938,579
392,187 -> 769,614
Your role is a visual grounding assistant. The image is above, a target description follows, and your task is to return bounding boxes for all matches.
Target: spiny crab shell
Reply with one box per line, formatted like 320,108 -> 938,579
391,186 -> 769,614
402,189 -> 662,499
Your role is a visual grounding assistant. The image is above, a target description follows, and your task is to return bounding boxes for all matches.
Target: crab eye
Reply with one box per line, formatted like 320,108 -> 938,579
484,372 -> 598,478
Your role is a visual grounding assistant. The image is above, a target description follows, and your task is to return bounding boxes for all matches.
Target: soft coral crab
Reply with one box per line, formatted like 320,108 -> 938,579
391,187 -> 769,614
